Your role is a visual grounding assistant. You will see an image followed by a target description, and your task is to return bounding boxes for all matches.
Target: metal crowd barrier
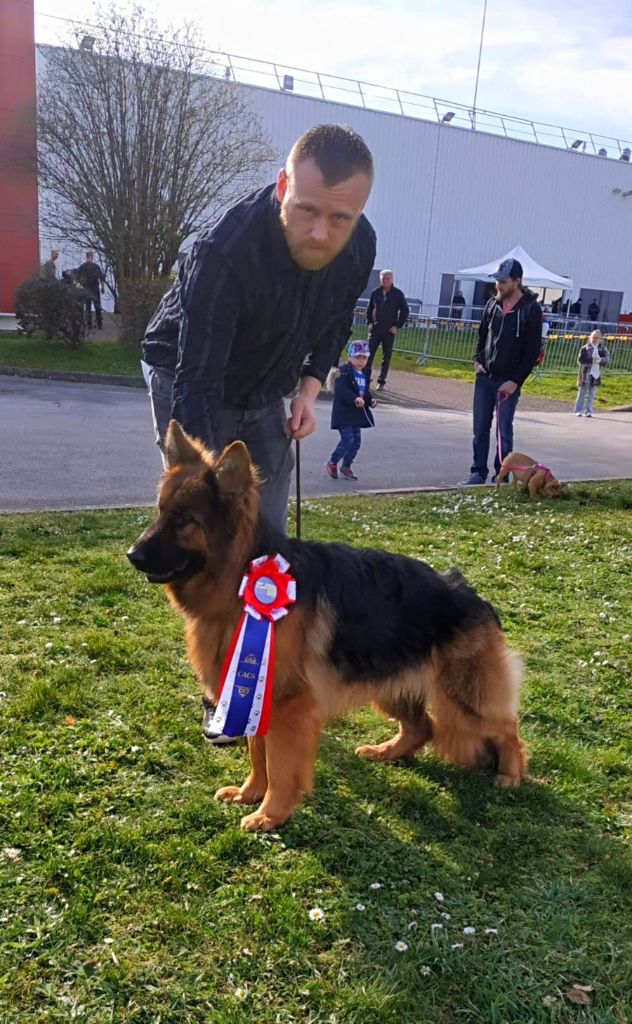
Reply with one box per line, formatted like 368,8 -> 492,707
352,305 -> 632,375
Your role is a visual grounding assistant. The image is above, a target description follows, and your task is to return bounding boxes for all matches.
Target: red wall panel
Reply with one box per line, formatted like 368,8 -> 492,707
0,0 -> 39,314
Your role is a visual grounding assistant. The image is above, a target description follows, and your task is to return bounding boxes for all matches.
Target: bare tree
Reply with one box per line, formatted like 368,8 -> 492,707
37,4 -> 277,300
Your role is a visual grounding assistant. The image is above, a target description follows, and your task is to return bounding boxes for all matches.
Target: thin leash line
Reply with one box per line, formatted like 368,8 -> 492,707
495,388 -> 509,466
295,438 -> 301,540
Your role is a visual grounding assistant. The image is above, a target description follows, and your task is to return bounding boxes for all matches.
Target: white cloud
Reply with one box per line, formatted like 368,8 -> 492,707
34,0 -> 632,142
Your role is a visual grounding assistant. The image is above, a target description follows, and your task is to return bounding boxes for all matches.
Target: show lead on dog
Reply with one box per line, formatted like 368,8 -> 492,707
460,258 -> 542,486
142,124 -> 376,532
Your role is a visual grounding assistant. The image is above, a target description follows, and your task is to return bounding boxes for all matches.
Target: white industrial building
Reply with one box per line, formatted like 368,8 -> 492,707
36,46 -> 632,321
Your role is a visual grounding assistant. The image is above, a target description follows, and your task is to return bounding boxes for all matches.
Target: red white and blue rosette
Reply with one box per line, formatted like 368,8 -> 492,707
208,555 -> 296,738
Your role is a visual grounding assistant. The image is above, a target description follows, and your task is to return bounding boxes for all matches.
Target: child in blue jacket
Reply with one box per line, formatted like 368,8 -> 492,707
326,340 -> 376,480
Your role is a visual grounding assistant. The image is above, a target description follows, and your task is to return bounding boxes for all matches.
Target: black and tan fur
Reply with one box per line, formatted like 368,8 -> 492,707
128,421 -> 527,832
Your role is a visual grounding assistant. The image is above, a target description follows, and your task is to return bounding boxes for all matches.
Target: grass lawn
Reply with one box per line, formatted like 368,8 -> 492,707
2,333 -> 631,408
389,352 -> 632,409
1,485 -> 631,1023
0,334 -> 139,377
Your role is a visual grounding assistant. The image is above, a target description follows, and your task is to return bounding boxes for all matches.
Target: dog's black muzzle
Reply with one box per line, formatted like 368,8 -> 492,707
126,542 -> 201,584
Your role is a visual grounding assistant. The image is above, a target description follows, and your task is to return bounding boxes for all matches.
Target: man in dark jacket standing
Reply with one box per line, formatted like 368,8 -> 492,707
459,258 -> 542,485
76,251 -> 105,329
365,269 -> 409,390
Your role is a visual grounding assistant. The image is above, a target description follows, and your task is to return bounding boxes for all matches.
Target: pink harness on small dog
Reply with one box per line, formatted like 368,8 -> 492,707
509,463 -> 554,484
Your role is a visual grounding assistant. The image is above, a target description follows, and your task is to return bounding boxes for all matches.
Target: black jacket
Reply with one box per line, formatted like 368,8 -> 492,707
367,285 -> 409,332
475,288 -> 542,385
76,261 -> 104,294
577,342 -> 610,388
330,362 -> 376,430
143,185 -> 376,446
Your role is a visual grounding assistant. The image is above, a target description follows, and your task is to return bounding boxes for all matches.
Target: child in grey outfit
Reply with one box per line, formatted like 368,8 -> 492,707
574,330 -> 610,417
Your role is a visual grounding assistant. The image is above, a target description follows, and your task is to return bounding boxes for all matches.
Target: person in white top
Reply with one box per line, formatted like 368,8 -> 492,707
574,330 -> 610,417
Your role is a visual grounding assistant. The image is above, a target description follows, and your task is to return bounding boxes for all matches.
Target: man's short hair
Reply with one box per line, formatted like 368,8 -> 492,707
288,124 -> 374,187
380,269 -> 393,278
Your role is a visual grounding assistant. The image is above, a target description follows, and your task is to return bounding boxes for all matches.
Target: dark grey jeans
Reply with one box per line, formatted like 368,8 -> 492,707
146,365 -> 294,533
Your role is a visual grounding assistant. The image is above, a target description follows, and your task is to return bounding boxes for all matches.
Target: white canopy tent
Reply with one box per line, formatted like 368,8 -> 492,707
456,245 -> 573,290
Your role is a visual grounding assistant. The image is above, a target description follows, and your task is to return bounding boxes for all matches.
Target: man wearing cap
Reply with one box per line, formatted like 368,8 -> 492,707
459,258 -> 542,486
365,269 -> 409,390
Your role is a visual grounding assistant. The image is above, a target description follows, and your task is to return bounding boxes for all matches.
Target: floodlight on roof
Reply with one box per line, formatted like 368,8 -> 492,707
441,111 -> 455,123
598,148 -> 607,157
570,139 -> 584,150
620,147 -> 631,161
282,74 -> 294,91
79,35 -> 95,51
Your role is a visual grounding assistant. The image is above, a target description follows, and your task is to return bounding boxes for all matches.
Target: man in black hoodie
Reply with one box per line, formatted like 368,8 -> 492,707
459,258 -> 542,485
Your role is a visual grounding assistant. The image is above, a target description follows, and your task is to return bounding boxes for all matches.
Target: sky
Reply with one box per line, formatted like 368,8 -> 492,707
33,0 -> 632,144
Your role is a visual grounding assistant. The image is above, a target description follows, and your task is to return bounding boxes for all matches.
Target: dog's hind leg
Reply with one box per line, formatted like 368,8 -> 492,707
486,722 -> 526,788
240,689 -> 322,832
215,736 -> 268,806
431,629 -> 527,787
356,693 -> 433,762
528,470 -> 546,499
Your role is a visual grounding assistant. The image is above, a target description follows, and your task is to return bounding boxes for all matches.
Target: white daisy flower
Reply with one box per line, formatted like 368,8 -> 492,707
369,882 -> 383,890
484,927 -> 498,935
407,921 -> 418,930
451,942 -> 464,949
463,926 -> 476,935
440,912 -> 451,920
308,907 -> 325,922
434,891 -> 444,902
420,965 -> 432,976
234,987 -> 248,1000
103,938 -> 114,945
355,903 -> 366,912
394,941 -> 408,953
431,923 -> 443,931
2,848 -> 21,861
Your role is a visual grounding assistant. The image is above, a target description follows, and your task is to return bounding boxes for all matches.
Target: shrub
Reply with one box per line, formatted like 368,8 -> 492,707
14,276 -> 88,347
118,277 -> 170,349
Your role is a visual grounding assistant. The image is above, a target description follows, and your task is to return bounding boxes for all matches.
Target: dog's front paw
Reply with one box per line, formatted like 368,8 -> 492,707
214,785 -> 242,803
355,742 -> 393,761
494,773 -> 521,789
240,811 -> 281,832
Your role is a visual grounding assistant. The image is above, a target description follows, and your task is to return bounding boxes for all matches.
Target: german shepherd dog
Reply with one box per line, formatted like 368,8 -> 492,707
128,422 -> 527,832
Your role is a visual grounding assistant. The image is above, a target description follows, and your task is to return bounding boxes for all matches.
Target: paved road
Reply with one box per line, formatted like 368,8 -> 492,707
1,376 -> 630,511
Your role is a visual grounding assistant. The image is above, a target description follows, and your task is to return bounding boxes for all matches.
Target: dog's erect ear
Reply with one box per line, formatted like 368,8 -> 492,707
214,441 -> 253,494
164,420 -> 203,469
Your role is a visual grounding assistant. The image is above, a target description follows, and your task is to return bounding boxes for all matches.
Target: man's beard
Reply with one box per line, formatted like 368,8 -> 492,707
279,207 -> 345,271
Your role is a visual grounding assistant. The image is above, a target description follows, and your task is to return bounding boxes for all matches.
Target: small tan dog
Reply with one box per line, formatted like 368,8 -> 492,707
495,452 -> 563,498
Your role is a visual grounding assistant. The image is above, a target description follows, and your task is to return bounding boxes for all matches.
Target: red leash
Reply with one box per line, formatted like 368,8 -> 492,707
495,389 -> 510,465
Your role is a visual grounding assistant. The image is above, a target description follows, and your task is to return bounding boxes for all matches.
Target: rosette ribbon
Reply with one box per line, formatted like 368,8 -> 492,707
208,555 -> 296,737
